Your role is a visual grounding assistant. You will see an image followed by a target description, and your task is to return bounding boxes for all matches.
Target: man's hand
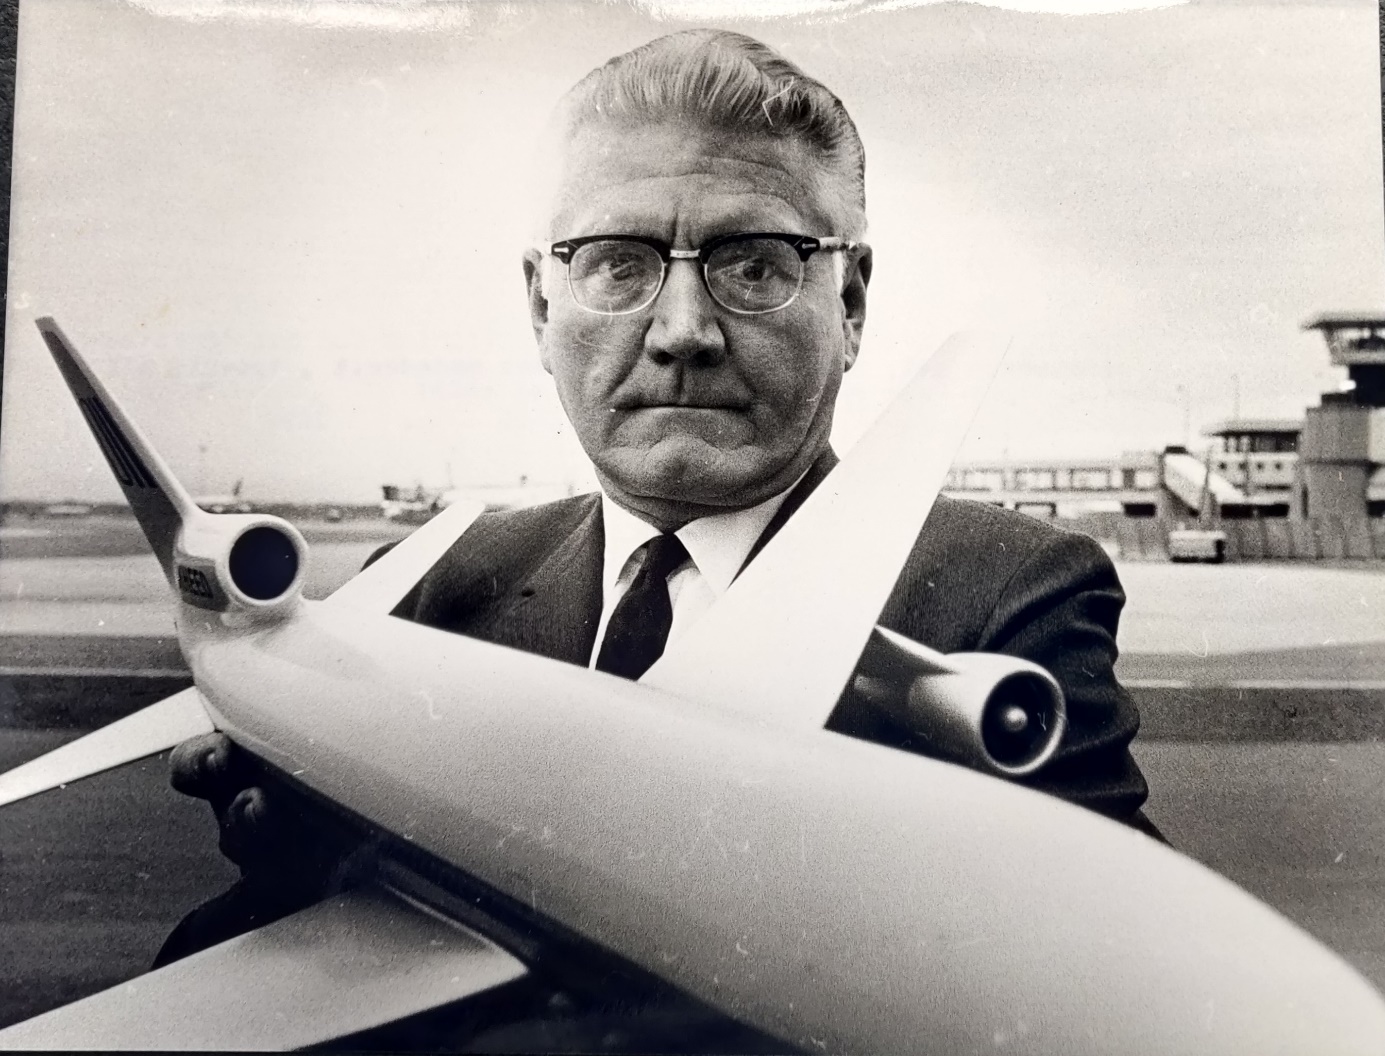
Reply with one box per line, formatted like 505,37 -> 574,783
170,733 -> 270,869
167,733 -> 374,905
158,732 -> 380,966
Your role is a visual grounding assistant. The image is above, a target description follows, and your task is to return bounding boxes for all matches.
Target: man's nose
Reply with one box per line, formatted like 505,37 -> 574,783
644,259 -> 727,367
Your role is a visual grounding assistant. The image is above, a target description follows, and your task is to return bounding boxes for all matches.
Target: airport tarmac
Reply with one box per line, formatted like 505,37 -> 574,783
3,529 -> 1384,698
3,521 -> 1384,654
1,516 -> 1384,1029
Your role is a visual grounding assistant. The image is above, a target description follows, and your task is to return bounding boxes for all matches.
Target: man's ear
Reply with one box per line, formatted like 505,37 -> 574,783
522,248 -> 553,373
840,243 -> 872,372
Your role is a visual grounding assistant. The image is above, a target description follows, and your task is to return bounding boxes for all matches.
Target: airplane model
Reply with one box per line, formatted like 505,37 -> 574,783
1,318 -> 1383,1052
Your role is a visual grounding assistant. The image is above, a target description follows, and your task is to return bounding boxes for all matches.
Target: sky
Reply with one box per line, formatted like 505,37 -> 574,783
2,0 -> 1381,502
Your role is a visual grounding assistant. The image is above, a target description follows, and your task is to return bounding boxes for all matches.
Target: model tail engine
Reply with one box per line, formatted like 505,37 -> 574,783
853,626 -> 1065,776
36,317 -> 309,619
174,513 -> 309,616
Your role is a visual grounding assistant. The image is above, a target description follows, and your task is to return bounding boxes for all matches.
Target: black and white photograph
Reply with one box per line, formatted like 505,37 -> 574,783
0,0 -> 1383,1049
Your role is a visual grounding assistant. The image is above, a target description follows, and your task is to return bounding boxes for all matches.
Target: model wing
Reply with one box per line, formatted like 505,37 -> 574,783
0,883 -> 526,1050
641,331 -> 1008,727
0,687 -> 213,809
325,497 -> 485,612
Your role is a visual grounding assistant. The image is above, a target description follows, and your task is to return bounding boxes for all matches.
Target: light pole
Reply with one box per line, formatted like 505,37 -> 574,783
1175,384 -> 1191,448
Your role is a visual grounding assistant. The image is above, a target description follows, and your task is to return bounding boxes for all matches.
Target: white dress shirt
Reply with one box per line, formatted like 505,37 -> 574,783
588,484 -> 801,668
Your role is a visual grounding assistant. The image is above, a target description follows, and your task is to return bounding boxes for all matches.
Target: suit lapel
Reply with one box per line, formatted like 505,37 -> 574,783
738,448 -> 840,576
483,498 -> 604,665
479,448 -> 838,663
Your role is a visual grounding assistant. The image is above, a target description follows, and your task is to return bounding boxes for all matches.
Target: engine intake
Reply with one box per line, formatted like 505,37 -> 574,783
174,513 -> 308,616
853,626 -> 1066,777
229,526 -> 301,601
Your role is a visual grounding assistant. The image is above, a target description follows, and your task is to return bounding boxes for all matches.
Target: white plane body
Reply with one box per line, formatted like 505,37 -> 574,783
2,319 -> 1383,1052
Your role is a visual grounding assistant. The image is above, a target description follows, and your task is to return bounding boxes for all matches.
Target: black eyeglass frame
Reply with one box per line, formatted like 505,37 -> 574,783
546,232 -> 859,316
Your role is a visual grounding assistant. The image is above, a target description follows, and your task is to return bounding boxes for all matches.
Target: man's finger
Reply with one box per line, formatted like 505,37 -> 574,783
169,732 -> 235,798
219,786 -> 272,864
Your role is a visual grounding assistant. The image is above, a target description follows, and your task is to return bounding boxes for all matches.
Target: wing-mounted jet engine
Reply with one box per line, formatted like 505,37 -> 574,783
853,625 -> 1065,777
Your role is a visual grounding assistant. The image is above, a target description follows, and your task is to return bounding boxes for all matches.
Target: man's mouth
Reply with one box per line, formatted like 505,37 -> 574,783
615,396 -> 750,412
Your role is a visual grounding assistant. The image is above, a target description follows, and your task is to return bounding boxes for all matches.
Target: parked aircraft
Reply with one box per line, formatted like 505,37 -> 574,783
382,479 -> 579,522
194,478 -> 252,515
1,319 -> 1382,1052
379,481 -> 444,523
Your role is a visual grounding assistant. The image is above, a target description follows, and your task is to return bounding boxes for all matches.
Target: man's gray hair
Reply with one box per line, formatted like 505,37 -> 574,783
544,29 -> 867,240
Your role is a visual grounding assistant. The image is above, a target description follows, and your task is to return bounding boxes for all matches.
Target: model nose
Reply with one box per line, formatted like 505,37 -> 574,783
644,260 -> 727,367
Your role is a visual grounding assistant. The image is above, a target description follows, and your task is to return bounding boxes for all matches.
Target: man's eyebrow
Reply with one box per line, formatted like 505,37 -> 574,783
564,200 -> 812,242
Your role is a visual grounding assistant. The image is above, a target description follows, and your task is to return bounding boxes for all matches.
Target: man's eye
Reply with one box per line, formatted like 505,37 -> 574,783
730,258 -> 770,282
716,254 -> 778,284
599,257 -> 643,281
710,240 -> 799,287
582,250 -> 655,285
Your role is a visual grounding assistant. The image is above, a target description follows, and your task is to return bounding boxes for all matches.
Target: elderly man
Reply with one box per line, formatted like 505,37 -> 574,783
161,27 -> 1154,1048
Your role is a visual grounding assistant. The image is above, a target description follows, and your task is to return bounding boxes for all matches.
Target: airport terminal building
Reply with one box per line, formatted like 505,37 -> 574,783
944,314 -> 1385,561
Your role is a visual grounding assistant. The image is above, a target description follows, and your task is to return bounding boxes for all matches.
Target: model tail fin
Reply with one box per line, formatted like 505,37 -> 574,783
37,318 -> 199,583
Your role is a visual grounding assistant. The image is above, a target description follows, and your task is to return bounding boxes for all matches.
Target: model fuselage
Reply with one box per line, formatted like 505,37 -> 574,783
182,597 -> 1385,1055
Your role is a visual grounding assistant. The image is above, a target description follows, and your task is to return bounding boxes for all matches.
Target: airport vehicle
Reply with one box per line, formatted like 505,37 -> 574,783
1,320 -> 1383,1051
1167,526 -> 1228,563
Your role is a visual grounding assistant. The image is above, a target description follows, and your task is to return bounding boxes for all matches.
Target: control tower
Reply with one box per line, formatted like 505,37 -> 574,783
1299,314 -> 1385,520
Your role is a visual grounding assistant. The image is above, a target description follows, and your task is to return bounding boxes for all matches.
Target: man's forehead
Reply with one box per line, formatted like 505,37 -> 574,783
546,120 -> 836,239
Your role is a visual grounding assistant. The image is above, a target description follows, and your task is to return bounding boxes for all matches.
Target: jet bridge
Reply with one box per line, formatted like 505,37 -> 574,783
1160,450 -> 1248,515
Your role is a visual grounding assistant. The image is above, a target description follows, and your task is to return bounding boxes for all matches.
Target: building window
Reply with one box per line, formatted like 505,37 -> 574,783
963,470 -> 1004,491
1071,469 -> 1112,490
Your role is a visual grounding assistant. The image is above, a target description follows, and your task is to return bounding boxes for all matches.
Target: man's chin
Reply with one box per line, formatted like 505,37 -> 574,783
598,444 -> 789,512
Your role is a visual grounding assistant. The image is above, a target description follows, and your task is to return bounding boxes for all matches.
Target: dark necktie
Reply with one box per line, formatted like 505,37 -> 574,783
595,533 -> 691,680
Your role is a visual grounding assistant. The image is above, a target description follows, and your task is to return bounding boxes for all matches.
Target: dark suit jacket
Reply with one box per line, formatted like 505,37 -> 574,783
392,451 -> 1148,822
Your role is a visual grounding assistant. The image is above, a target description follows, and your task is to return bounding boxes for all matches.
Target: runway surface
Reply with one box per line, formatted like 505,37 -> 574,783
2,515 -> 1384,1031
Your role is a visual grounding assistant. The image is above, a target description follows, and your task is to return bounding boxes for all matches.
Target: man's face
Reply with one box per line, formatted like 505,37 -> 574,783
524,120 -> 871,524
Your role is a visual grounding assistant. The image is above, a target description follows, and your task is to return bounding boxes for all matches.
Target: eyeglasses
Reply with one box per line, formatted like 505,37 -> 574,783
547,232 -> 858,316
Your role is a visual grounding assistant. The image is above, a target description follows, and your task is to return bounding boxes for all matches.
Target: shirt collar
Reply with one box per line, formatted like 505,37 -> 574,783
598,496 -> 662,597
598,476 -> 804,599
